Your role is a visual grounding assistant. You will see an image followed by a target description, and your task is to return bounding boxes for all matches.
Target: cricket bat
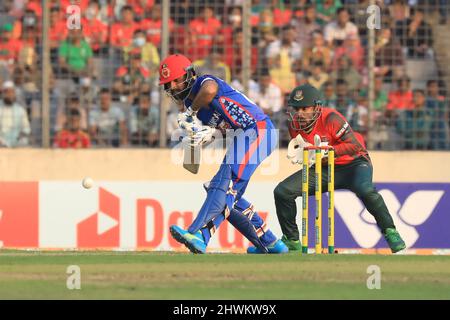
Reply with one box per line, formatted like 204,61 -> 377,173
183,133 -> 200,174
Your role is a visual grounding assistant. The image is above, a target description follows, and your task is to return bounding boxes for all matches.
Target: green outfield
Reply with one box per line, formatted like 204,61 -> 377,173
0,250 -> 449,299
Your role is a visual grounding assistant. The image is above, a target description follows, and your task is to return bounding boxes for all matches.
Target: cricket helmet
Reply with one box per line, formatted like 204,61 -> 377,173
159,54 -> 196,103
286,84 -> 323,131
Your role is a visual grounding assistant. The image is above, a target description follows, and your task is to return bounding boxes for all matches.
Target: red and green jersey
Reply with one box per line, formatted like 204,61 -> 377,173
288,107 -> 369,165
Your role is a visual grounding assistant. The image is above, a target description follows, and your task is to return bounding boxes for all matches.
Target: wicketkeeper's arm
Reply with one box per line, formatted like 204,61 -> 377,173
325,112 -> 365,157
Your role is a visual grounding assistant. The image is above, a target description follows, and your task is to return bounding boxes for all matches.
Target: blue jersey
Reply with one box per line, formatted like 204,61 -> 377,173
185,75 -> 268,131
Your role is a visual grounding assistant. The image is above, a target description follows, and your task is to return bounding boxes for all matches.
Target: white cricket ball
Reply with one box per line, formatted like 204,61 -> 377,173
82,177 -> 94,189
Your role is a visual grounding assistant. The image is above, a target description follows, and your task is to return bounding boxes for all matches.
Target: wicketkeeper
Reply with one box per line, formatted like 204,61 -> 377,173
269,84 -> 406,253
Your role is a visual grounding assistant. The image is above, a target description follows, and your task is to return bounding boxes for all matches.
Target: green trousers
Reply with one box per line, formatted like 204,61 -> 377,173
274,157 -> 396,241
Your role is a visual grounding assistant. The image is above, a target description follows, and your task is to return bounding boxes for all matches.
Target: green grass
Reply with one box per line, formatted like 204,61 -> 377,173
0,250 -> 449,299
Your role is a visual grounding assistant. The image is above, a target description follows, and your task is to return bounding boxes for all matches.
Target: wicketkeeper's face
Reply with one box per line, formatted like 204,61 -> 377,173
296,106 -> 316,124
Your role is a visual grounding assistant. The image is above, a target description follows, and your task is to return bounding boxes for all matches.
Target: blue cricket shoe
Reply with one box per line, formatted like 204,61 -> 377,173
247,239 -> 289,254
170,225 -> 207,254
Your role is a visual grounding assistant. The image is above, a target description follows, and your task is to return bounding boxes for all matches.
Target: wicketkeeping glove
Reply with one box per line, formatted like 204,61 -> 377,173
287,134 -> 313,165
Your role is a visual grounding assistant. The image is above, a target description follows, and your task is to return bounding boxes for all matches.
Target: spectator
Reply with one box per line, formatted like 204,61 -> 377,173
248,71 -> 283,127
129,93 -> 159,146
19,10 -> 40,70
194,48 -> 231,83
89,88 -> 127,147
251,0 -> 268,26
141,3 -> 174,49
258,28 -> 278,55
266,25 -> 302,94
188,6 -> 222,60
307,62 -> 329,90
316,0 -> 343,26
321,81 -> 337,109
124,29 -> 160,78
329,55 -> 362,94
426,80 -> 449,149
24,0 -> 43,18
386,76 -> 414,111
291,5 -> 321,49
82,0 -> 108,54
374,28 -> 404,83
58,27 -> 93,81
257,8 -> 274,34
396,89 -> 431,149
221,6 -> 243,49
115,48 -> 151,104
332,32 -> 365,73
324,7 -> 359,48
0,0 -> 22,39
395,7 -> 433,58
224,28 -> 258,79
0,81 -> 30,147
53,108 -> 91,148
334,79 -> 356,119
361,75 -> 389,124
272,0 -> 293,27
347,92 -> 369,137
170,0 -> 195,25
426,80 -> 445,102
0,23 -> 22,65
55,93 -> 88,132
389,0 -> 410,25
267,25 -> 302,69
127,0 -> 154,21
49,5 -> 67,53
302,31 -> 332,73
110,5 -> 138,49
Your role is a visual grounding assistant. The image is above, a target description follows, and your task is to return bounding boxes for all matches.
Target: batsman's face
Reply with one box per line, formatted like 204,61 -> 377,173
167,75 -> 187,93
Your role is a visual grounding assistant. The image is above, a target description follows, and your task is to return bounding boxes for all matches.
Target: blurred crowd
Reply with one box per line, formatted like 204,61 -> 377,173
0,0 -> 448,149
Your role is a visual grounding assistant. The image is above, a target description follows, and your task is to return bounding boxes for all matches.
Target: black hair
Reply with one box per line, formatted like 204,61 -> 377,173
337,8 -> 348,15
68,108 -> 81,117
121,5 -> 133,12
426,79 -> 438,87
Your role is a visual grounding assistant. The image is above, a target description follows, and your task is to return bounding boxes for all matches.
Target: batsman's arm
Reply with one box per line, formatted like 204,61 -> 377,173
325,112 -> 365,157
189,80 -> 218,113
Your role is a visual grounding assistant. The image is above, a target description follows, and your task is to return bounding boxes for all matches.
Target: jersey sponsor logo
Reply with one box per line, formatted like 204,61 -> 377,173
335,122 -> 349,138
335,189 -> 444,248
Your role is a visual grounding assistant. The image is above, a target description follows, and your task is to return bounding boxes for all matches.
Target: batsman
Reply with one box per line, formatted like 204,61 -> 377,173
159,54 -> 288,254
273,84 -> 406,253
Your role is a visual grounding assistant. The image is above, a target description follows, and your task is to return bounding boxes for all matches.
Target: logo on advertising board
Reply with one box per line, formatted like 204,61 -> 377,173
331,184 -> 448,249
39,182 -> 249,250
77,188 -> 120,248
